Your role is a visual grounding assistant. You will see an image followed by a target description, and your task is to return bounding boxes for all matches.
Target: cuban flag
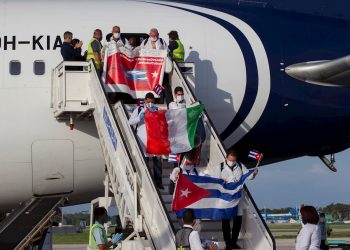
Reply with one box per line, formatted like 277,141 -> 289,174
153,84 -> 164,95
172,170 -> 255,220
137,99 -> 144,107
248,150 -> 263,161
168,153 -> 180,163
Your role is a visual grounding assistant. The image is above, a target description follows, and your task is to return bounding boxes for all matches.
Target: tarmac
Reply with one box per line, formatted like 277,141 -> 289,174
53,239 -> 350,250
52,240 -> 296,250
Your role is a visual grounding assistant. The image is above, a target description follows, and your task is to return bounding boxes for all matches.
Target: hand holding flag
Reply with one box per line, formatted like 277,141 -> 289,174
172,170 -> 256,220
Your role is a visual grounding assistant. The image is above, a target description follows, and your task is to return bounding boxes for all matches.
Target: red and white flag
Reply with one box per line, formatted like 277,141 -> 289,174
102,46 -> 167,99
172,173 -> 212,212
143,104 -> 205,155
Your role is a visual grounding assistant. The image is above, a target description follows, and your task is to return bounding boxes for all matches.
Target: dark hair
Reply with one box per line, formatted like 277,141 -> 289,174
174,86 -> 184,94
145,92 -> 155,99
300,206 -> 319,225
71,39 -> 80,47
183,209 -> 195,224
63,31 -> 72,39
106,33 -> 113,42
93,207 -> 107,220
227,149 -> 237,158
94,29 -> 102,35
168,30 -> 179,40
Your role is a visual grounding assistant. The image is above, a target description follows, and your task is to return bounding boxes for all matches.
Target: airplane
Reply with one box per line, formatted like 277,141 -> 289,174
1,0 -> 350,211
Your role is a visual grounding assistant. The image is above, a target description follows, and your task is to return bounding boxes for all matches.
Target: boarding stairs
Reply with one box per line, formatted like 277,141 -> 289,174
51,60 -> 275,250
0,197 -> 65,250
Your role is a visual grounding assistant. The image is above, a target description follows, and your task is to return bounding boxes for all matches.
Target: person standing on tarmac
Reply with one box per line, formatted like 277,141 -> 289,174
88,207 -> 122,250
216,150 -> 258,250
319,213 -> 329,250
86,29 -> 103,74
128,92 -> 164,189
296,206 -> 321,250
168,30 -> 185,62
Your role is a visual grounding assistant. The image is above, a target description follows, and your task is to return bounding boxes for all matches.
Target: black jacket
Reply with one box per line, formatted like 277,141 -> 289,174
60,42 -> 84,61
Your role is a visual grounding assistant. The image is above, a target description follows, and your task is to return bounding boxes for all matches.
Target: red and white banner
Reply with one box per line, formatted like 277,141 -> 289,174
102,45 -> 167,99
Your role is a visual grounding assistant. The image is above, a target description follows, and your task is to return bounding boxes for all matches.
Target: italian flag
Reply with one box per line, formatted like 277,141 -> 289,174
144,104 -> 205,155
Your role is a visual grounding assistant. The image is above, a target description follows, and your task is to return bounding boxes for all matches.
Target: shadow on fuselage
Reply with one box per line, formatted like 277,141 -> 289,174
186,51 -> 236,134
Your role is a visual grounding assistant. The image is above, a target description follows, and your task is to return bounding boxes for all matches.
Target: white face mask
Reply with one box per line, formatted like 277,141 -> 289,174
150,36 -> 158,42
176,95 -> 184,102
226,160 -> 235,167
113,32 -> 120,39
146,102 -> 154,108
184,164 -> 194,171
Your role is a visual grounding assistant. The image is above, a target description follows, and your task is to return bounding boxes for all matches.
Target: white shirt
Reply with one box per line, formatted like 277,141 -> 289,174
111,37 -> 130,48
183,225 -> 204,250
296,223 -> 321,250
169,101 -> 186,110
216,161 -> 254,183
128,106 -> 156,157
141,37 -> 167,50
170,160 -> 204,182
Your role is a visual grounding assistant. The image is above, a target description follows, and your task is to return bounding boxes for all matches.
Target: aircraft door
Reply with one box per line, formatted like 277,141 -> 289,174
32,140 -> 74,196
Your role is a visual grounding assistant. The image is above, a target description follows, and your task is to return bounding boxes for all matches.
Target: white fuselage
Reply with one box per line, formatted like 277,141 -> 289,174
0,0 -> 270,210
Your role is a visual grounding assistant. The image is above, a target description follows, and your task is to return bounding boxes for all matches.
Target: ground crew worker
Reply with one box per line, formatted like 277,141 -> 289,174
128,93 -> 164,189
87,29 -> 103,73
141,28 -> 167,50
176,209 -> 215,250
216,150 -> 258,250
88,207 -> 122,250
319,213 -> 329,250
168,30 -> 185,62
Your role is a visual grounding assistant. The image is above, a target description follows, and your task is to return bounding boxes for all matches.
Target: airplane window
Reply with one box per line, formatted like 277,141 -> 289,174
34,61 -> 45,75
9,60 -> 21,75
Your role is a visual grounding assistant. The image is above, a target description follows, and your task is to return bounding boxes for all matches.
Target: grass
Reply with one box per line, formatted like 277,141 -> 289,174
52,229 -> 89,244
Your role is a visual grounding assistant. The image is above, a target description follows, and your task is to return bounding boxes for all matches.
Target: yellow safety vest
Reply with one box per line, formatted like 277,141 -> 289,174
88,223 -> 108,250
173,39 -> 185,62
87,37 -> 102,70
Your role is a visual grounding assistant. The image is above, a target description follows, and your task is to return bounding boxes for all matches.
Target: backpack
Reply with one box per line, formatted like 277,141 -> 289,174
169,166 -> 198,195
175,227 -> 193,250
143,37 -> 165,47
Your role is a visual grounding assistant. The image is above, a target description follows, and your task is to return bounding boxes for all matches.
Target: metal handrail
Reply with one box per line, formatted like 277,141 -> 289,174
88,60 -> 176,248
172,61 -> 276,249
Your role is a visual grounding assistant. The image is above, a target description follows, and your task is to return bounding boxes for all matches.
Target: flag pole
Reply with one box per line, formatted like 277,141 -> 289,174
253,154 -> 264,169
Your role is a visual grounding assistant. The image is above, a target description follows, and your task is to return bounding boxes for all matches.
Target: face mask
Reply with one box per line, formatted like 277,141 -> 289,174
319,218 -> 325,223
176,95 -> 184,102
113,32 -> 120,39
226,160 -> 235,167
150,37 -> 158,42
147,102 -> 154,108
184,164 -> 194,171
